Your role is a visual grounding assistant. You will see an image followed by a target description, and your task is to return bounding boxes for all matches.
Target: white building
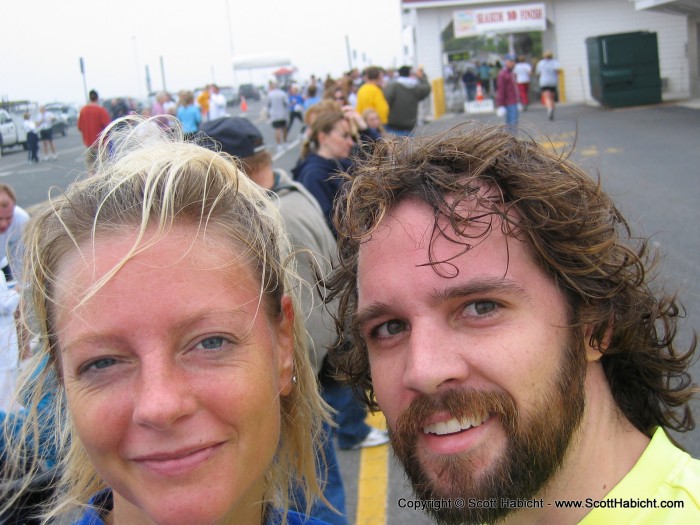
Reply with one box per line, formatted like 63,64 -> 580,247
401,0 -> 700,115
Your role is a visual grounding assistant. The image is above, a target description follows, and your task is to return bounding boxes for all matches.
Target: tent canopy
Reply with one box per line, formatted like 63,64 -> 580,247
232,55 -> 291,69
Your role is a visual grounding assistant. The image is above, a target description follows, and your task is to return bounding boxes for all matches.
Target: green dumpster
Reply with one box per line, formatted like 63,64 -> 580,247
585,31 -> 662,108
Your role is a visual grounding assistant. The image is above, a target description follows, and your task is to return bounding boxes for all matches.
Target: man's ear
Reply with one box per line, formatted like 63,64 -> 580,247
583,323 -> 613,362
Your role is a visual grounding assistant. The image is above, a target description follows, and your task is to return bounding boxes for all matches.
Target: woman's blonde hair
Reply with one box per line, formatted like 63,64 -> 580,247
1,116 -> 329,523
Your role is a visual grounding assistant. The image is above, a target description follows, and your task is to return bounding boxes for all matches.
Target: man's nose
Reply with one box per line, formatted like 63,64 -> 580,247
402,319 -> 472,395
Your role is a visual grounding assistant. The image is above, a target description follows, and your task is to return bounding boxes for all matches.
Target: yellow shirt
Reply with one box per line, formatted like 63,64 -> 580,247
579,427 -> 700,524
355,82 -> 389,124
196,90 -> 210,116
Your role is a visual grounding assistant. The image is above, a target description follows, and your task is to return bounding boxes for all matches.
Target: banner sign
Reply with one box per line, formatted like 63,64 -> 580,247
465,99 -> 495,114
454,3 -> 546,38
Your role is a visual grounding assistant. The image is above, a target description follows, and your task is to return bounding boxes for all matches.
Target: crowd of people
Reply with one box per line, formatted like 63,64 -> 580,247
98,65 -> 430,153
456,51 -> 562,131
0,56 -> 698,525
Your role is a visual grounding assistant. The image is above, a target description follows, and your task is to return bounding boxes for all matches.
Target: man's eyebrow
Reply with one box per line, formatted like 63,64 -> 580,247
355,278 -> 528,331
431,278 -> 528,303
354,302 -> 395,333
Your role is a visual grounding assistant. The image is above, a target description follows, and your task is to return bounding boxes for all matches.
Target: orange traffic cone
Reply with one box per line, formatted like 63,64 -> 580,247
476,83 -> 484,102
240,95 -> 248,113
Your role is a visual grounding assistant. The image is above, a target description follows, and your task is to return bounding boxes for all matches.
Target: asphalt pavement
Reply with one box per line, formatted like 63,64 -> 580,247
1,98 -> 698,525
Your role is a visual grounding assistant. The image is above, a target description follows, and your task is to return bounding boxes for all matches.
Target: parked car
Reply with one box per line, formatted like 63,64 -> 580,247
236,84 -> 260,102
0,108 -> 27,152
44,103 -> 79,126
47,111 -> 67,137
218,86 -> 238,106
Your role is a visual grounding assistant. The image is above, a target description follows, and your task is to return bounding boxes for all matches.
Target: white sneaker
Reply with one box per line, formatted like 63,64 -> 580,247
350,427 -> 390,450
51,154 -> 57,160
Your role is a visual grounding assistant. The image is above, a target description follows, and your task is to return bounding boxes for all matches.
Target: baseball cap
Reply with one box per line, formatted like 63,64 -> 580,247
504,53 -> 517,61
199,117 -> 266,158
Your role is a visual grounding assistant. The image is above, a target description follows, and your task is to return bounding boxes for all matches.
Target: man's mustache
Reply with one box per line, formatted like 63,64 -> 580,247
393,388 -> 518,443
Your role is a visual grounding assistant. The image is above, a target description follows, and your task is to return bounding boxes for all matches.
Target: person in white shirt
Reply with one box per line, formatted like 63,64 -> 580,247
22,113 -> 39,163
536,51 -> 562,120
35,106 -> 57,160
0,184 -> 29,284
0,256 -> 20,412
513,56 -> 533,110
267,81 -> 289,151
0,184 -> 28,410
208,84 -> 228,120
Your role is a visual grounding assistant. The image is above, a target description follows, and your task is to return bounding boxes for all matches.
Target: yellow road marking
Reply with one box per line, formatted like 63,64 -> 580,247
540,140 -> 570,151
356,412 -> 389,525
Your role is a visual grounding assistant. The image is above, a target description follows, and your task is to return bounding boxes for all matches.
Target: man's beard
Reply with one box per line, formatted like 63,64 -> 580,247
390,338 -> 587,525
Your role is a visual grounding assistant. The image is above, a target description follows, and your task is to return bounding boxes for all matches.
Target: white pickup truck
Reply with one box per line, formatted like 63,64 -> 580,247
0,109 -> 27,156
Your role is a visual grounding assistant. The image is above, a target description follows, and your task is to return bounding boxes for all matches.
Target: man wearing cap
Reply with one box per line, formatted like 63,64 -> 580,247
383,65 -> 431,136
495,54 -> 521,134
199,116 -> 350,525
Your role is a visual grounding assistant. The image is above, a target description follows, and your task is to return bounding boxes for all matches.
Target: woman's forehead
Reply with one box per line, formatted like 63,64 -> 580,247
53,225 -> 253,297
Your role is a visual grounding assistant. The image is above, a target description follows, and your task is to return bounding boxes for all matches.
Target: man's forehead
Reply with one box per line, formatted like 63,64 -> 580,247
365,191 -> 505,244
356,185 -> 533,281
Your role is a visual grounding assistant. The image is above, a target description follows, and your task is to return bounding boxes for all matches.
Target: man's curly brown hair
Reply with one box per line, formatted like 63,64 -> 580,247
327,123 -> 697,435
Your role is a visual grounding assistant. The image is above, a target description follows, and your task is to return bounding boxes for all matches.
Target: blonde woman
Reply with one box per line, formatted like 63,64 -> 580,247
0,117 -> 331,525
361,108 -> 387,138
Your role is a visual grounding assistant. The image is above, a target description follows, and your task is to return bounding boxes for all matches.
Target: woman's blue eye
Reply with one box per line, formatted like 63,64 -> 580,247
81,357 -> 117,374
197,337 -> 226,350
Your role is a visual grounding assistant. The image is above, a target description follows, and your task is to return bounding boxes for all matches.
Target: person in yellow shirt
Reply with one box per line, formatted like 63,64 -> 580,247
328,123 -> 700,525
196,85 -> 211,122
355,66 -> 389,125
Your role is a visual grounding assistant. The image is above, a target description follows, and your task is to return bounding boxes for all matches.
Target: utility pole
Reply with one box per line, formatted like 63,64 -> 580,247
79,57 -> 88,103
160,56 -> 167,92
345,35 -> 353,71
146,65 -> 152,97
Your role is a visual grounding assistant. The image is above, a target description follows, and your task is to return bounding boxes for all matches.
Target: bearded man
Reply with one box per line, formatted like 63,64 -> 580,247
328,124 -> 699,524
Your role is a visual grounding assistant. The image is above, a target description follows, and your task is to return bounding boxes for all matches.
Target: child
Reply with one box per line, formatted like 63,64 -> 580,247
23,113 -> 39,163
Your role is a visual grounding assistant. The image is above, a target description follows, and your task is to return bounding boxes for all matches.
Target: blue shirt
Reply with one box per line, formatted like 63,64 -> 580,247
176,104 -> 202,134
289,94 -> 305,113
73,490 -> 332,525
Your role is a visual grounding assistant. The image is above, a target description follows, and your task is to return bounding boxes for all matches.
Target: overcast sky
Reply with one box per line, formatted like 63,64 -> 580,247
2,0 -> 405,106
